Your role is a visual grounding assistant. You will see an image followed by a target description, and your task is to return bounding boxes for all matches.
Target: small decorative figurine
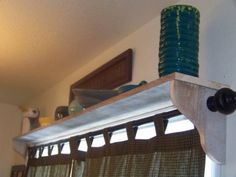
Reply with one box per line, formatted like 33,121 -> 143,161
55,106 -> 69,120
20,107 -> 40,134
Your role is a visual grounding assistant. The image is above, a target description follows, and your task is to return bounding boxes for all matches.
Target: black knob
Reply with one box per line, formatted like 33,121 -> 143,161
207,88 -> 236,115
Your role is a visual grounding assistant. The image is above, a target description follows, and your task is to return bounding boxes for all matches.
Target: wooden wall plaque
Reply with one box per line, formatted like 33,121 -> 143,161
69,49 -> 133,102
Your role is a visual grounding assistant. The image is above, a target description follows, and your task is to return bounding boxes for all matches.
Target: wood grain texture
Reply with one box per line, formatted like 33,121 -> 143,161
69,49 -> 133,103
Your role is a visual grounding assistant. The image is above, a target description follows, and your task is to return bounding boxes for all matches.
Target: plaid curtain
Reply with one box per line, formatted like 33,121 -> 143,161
26,114 -> 205,177
81,121 -> 205,177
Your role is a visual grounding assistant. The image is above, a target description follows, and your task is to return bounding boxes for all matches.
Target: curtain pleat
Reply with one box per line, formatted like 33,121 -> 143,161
27,164 -> 71,177
72,160 -> 85,177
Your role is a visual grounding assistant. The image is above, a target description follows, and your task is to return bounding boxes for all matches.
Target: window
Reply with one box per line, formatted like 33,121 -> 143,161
41,147 -> 48,157
51,144 -> 59,155
78,138 -> 88,152
165,115 -> 194,134
91,134 -> 105,147
110,128 -> 128,143
135,122 -> 156,139
61,142 -> 71,154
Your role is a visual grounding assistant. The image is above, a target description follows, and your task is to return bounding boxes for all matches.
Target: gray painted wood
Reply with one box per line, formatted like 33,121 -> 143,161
13,73 -> 227,164
170,80 -> 226,164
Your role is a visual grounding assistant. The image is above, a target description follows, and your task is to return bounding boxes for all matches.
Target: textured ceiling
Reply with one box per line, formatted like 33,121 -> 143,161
0,0 -> 177,105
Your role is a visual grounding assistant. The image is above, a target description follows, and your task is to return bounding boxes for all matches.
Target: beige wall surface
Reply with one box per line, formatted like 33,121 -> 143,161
25,0 -> 236,176
24,12 -> 162,117
0,102 -> 24,177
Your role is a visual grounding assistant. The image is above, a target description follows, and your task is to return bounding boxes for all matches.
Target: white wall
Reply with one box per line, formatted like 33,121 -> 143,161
0,102 -> 25,177
26,0 -> 236,176
179,1 -> 236,176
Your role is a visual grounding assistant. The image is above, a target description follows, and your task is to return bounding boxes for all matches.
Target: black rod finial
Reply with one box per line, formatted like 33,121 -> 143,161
207,88 -> 236,115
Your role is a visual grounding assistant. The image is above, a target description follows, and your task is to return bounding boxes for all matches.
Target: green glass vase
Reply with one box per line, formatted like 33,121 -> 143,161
158,5 -> 200,77
68,96 -> 83,115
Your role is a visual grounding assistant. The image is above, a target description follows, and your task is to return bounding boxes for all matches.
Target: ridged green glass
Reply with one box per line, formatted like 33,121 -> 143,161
158,5 -> 200,77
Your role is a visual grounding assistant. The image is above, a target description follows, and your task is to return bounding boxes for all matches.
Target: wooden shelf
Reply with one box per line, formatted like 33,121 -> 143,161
13,73 -> 227,164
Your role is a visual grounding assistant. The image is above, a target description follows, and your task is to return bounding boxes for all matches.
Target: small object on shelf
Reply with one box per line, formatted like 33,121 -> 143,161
118,80 -> 147,93
39,117 -> 54,126
20,107 -> 40,134
68,96 -> 84,115
55,106 -> 69,120
72,89 -> 118,108
207,88 -> 236,115
158,5 -> 200,77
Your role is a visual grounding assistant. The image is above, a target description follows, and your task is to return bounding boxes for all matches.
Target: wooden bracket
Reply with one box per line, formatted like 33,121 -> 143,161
170,79 -> 226,164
